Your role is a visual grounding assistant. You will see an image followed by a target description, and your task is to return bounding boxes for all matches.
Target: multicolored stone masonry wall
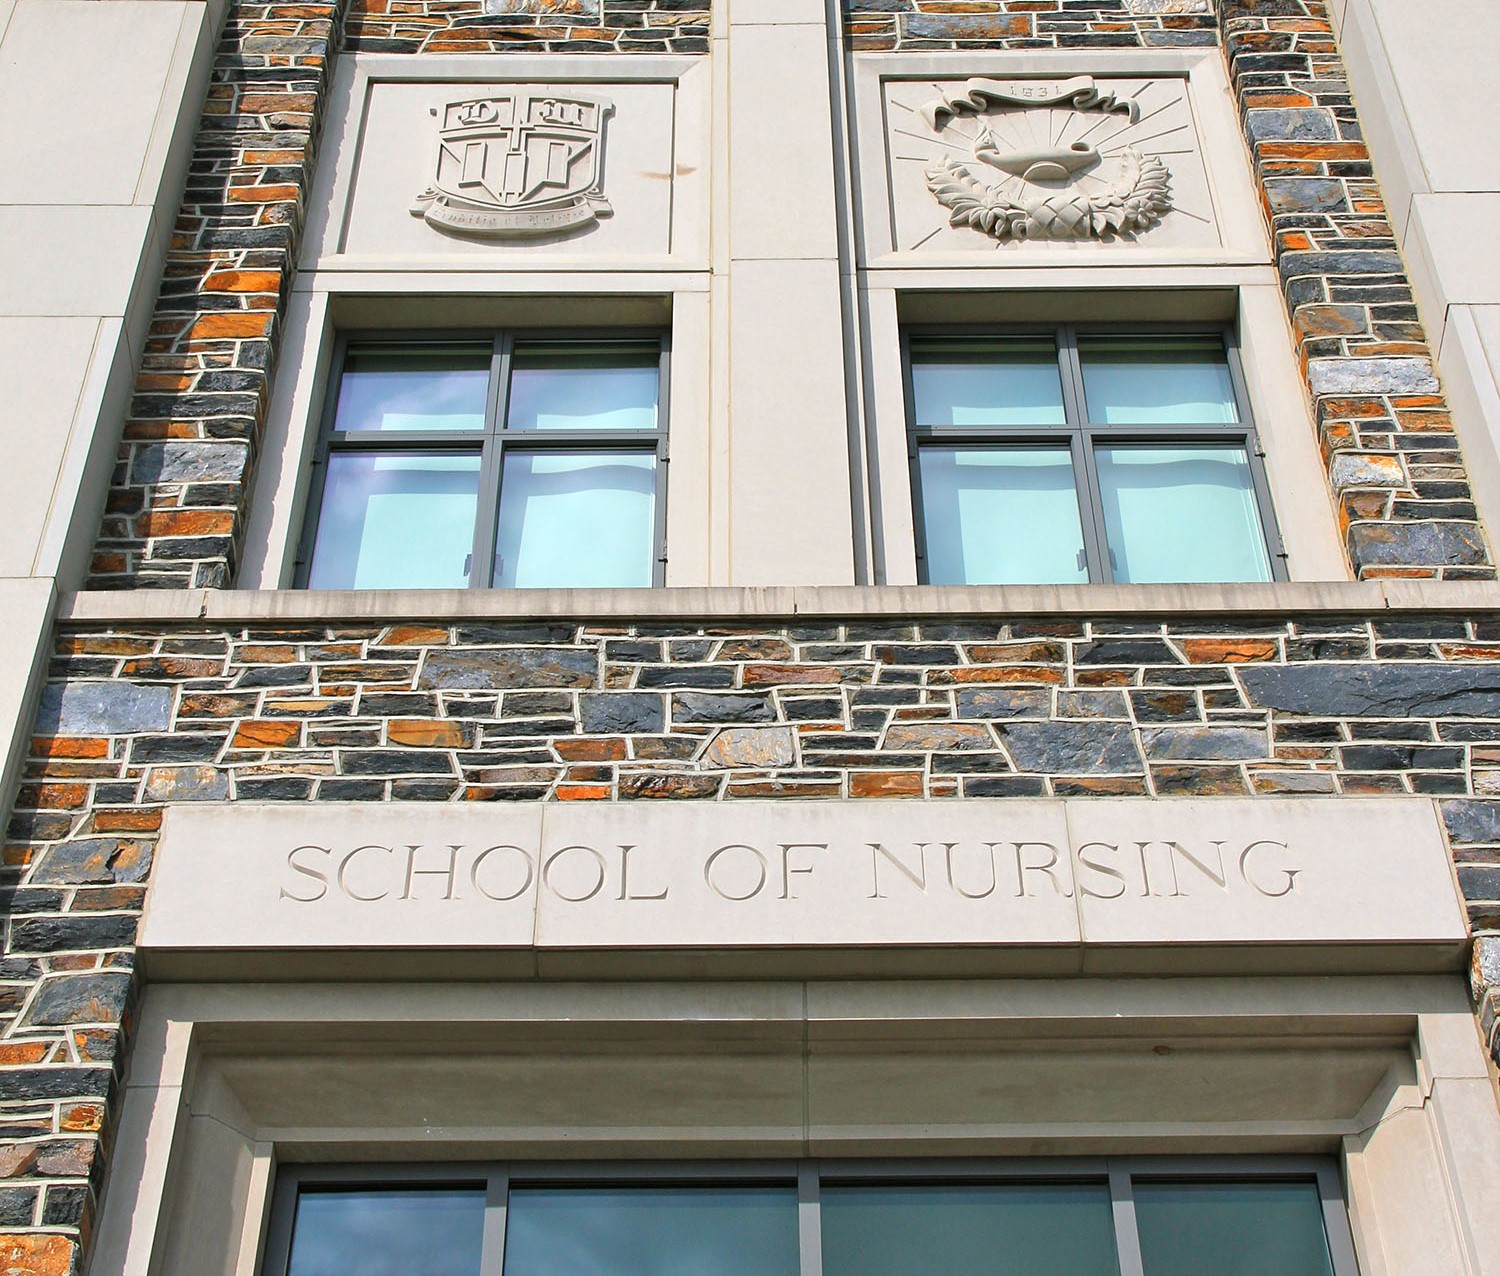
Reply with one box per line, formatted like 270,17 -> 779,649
88,2 -> 343,594
845,0 -> 1220,51
4,608 -> 1500,1270
345,0 -> 712,54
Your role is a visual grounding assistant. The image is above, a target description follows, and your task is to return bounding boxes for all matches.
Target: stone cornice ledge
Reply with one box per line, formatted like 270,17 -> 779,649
56,579 -> 1500,625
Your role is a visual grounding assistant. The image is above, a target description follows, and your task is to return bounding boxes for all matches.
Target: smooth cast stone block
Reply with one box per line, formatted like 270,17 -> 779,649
141,799 -> 1468,963
1067,798 -> 1465,947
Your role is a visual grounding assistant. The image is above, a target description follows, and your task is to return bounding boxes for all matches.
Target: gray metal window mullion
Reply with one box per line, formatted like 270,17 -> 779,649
798,1161 -> 824,1276
1315,1161 -> 1362,1276
652,335 -> 672,585
1223,328 -> 1288,579
1108,1160 -> 1147,1276
1060,326 -> 1112,583
471,334 -> 510,588
479,1166 -> 509,1276
260,1164 -> 301,1276
292,332 -> 351,588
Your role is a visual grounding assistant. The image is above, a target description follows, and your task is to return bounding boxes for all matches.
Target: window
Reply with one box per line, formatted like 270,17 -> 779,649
905,327 -> 1284,586
262,1159 -> 1358,1276
297,333 -> 668,590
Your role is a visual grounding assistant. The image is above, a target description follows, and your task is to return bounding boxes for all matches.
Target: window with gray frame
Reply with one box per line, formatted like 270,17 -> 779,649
905,327 -> 1285,586
262,1158 -> 1359,1276
298,333 -> 669,590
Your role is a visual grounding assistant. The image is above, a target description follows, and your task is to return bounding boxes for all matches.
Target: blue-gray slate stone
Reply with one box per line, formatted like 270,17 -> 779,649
1348,521 -> 1488,566
1245,107 -> 1336,142
1241,663 -> 1500,717
581,693 -> 664,734
35,682 -> 173,736
419,647 -> 597,690
1442,799 -> 1500,846
1141,726 -> 1269,761
22,973 -> 133,1027
1307,356 -> 1439,397
996,722 -> 1142,774
32,839 -> 152,886
672,693 -> 774,725
956,688 -> 1051,719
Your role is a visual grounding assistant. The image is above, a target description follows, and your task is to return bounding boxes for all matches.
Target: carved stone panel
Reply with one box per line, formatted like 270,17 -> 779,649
327,78 -> 677,260
881,74 -> 1220,255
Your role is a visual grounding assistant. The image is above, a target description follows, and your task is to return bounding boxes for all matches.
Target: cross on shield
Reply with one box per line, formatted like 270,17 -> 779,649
411,92 -> 615,240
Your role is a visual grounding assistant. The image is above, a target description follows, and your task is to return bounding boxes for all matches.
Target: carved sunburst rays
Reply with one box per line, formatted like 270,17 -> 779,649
888,78 -> 1210,250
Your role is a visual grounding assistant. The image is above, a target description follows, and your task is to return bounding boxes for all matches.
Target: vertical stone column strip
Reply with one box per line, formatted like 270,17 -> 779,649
87,1 -> 344,591
1218,0 -> 1495,580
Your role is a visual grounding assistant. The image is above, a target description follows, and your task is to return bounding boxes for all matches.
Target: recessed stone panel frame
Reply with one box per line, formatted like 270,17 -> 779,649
851,51 -> 1267,268
238,53 -> 714,591
90,977 -> 1500,1275
845,51 -> 1347,587
303,54 -> 710,270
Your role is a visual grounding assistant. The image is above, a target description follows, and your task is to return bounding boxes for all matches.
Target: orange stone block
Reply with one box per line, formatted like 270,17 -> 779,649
0,1235 -> 75,1276
388,720 -> 469,748
378,624 -> 451,645
0,1042 -> 51,1065
555,738 -> 629,762
557,784 -> 612,801
91,809 -> 162,833
231,720 -> 302,748
850,771 -> 923,798
61,1105 -> 105,1133
135,510 -> 238,540
1179,638 -> 1280,664
185,312 -> 273,341
202,270 -> 282,293
32,737 -> 109,760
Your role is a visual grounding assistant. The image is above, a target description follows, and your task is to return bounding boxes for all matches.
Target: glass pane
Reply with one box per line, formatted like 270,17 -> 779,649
333,345 -> 491,433
308,452 -> 480,590
1096,445 -> 1271,584
1136,1181 -> 1336,1276
910,337 -> 1066,426
507,341 -> 660,431
1079,335 -> 1238,424
821,1183 -> 1119,1276
503,1185 -> 799,1276
494,451 -> 656,588
286,1187 -> 484,1276
918,447 -> 1088,585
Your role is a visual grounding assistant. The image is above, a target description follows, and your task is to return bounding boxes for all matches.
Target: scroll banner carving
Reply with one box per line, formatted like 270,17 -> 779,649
920,75 -> 1139,129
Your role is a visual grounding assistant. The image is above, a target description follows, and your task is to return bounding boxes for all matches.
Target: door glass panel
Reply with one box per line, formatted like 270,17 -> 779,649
918,446 -> 1087,585
820,1183 -> 1119,1276
503,1185 -> 800,1276
1096,445 -> 1271,584
308,452 -> 480,590
333,345 -> 491,433
494,451 -> 656,588
1079,335 -> 1238,424
1135,1181 -> 1336,1276
910,337 -> 1066,426
285,1187 -> 484,1276
507,342 -> 660,431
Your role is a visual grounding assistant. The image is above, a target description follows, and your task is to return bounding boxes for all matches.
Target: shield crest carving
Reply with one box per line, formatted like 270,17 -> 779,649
411,93 -> 614,240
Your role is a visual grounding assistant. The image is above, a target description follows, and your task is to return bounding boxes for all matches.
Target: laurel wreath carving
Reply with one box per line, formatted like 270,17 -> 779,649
927,146 -> 1172,241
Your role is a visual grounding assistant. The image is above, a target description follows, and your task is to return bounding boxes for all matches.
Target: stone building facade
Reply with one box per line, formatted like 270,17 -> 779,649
1,1 -> 1498,1273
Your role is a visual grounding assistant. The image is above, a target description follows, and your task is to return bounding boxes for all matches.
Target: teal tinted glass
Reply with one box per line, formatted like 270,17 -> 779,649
910,337 -> 1066,426
1135,1181 -> 1336,1276
503,1185 -> 800,1276
286,1187 -> 484,1276
308,452 -> 480,589
507,341 -> 660,431
1078,335 -> 1238,424
333,345 -> 491,433
1096,445 -> 1271,584
494,451 -> 656,588
821,1183 -> 1119,1276
918,446 -> 1087,585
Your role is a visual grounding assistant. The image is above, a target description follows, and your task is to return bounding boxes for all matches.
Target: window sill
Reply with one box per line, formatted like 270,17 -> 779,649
58,579 -> 1500,625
